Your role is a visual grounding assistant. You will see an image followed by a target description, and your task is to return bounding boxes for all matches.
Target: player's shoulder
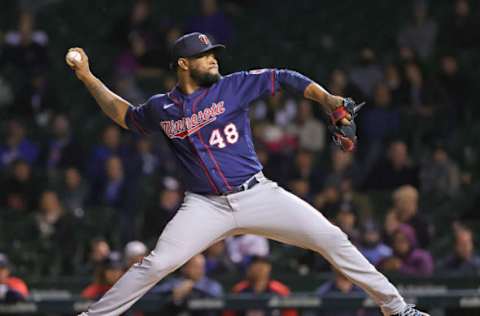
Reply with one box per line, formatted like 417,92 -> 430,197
133,93 -> 167,109
224,69 -> 273,78
246,68 -> 274,75
221,69 -> 274,84
146,93 -> 168,104
221,71 -> 246,81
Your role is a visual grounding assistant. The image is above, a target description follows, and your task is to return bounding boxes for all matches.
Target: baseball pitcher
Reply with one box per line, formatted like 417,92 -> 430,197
67,32 -> 428,316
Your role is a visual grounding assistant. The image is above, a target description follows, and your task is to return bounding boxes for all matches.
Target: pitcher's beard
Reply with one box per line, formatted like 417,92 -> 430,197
190,68 -> 221,87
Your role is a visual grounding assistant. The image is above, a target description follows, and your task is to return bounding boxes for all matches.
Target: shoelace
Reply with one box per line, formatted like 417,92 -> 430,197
400,304 -> 420,316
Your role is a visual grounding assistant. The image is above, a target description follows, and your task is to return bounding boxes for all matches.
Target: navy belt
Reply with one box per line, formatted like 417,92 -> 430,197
223,176 -> 259,195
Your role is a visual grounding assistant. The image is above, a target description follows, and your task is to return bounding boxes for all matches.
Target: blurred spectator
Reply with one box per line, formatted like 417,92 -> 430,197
289,150 -> 319,183
359,83 -> 400,168
397,0 -> 437,60
111,0 -> 156,49
30,190 -> 76,275
0,11 -> 48,76
363,140 -> 419,191
113,31 -> 166,79
313,270 -> 375,316
439,0 -> 479,53
338,177 -> 373,220
112,13 -> 180,79
379,224 -> 433,277
12,71 -> 58,126
358,221 -> 392,266
436,55 -> 470,122
151,254 -> 222,316
124,240 -> 148,268
95,155 -> 136,243
0,119 -> 39,169
204,241 -> 237,278
335,204 -> 360,244
397,46 -> 418,66
349,47 -> 383,99
253,94 -> 297,155
82,253 -> 125,300
112,74 -> 146,106
384,64 -> 404,104
96,156 -> 127,209
285,99 -> 326,152
288,178 -> 313,204
142,177 -> 182,246
226,235 -> 270,269
3,11 -> 48,47
382,209 -> 401,248
313,180 -> 341,220
323,147 -> 360,189
0,253 -> 29,303
224,256 -> 298,316
124,136 -> 160,178
0,75 -> 14,107
37,191 -> 66,229
260,93 -> 297,127
392,185 -> 431,248
87,125 -> 125,181
82,237 -> 111,275
327,68 -> 364,102
287,150 -> 323,198
186,0 -> 233,45
58,167 -> 89,217
420,144 -> 461,199
402,62 -> 440,119
40,114 -> 84,173
438,227 -> 480,275
223,0 -> 256,16
0,159 -> 37,211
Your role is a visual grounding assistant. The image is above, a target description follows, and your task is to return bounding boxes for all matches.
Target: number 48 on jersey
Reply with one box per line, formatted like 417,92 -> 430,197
209,123 -> 239,148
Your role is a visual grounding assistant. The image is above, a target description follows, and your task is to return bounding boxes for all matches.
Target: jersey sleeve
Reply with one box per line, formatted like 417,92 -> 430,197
229,69 -> 313,106
124,96 -> 160,135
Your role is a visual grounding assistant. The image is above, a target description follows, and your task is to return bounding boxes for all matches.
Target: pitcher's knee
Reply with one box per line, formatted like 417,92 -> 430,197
308,226 -> 355,264
333,225 -> 349,239
324,225 -> 349,241
312,225 -> 349,248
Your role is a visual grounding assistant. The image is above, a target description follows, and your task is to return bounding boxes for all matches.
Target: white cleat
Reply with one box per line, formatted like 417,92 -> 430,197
394,304 -> 430,316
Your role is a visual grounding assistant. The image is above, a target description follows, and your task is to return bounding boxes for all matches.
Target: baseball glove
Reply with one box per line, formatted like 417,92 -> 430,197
328,98 -> 365,152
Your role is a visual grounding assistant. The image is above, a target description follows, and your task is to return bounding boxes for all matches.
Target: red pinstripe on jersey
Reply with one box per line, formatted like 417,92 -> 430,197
192,90 -> 233,192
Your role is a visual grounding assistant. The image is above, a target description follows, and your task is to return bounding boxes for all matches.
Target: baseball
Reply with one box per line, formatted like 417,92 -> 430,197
67,51 -> 82,63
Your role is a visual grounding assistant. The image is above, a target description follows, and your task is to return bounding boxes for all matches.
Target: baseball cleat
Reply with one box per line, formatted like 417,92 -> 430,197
394,304 -> 430,316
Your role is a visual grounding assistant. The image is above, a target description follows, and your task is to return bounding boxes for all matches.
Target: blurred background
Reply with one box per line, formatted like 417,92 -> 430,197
0,0 -> 479,315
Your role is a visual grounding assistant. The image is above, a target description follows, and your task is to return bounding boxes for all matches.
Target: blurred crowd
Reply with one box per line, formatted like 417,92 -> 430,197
0,0 -> 480,314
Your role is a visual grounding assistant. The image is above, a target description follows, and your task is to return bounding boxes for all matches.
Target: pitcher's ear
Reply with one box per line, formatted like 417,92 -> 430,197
178,58 -> 189,71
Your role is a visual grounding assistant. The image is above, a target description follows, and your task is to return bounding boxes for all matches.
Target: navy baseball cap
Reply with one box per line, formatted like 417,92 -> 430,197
170,32 -> 225,68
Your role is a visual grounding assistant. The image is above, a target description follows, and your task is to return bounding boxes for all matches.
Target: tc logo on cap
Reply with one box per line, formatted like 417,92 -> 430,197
198,34 -> 210,45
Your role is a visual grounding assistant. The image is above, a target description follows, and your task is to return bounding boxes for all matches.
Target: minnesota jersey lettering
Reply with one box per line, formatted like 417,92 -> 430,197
160,101 -> 225,139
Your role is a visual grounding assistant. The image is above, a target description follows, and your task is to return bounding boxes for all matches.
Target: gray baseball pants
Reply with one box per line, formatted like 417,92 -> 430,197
80,172 -> 406,316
